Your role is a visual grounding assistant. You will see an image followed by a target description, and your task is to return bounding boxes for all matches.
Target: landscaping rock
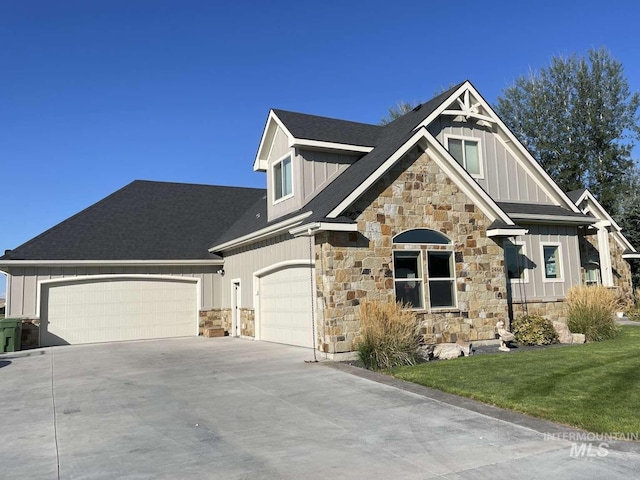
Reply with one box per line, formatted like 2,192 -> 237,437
572,333 -> 586,344
553,321 -> 573,344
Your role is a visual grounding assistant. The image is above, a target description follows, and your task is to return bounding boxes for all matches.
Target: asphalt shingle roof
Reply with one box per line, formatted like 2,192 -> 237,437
212,83 -> 466,248
566,189 -> 587,204
1,181 -> 265,261
496,201 -> 594,221
272,109 -> 383,147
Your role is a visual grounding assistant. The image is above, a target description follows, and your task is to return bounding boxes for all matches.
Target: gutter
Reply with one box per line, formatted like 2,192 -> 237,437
289,222 -> 358,237
507,213 -> 596,225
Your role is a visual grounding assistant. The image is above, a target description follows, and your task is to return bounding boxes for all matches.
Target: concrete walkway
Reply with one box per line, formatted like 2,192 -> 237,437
1,337 -> 638,479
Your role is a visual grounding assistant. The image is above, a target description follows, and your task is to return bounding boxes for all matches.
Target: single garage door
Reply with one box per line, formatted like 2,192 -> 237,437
40,276 -> 198,346
258,265 -> 313,348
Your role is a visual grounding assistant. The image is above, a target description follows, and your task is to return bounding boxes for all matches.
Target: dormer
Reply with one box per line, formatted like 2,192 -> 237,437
254,109 -> 381,221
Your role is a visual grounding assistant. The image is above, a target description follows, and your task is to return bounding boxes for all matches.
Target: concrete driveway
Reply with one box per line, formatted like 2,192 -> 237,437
1,338 -> 639,479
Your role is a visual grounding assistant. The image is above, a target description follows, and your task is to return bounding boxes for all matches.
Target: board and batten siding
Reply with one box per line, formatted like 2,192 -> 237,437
267,126 -> 299,221
222,234 -> 311,308
300,149 -> 358,204
6,265 -> 221,318
428,117 -> 553,204
506,224 -> 581,302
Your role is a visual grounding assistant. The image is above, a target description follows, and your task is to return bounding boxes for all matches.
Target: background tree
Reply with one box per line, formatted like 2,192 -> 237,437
618,167 -> 640,288
379,101 -> 417,125
496,48 -> 640,215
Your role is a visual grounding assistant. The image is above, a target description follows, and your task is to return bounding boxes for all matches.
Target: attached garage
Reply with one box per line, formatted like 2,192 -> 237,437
40,276 -> 199,346
255,262 -> 314,348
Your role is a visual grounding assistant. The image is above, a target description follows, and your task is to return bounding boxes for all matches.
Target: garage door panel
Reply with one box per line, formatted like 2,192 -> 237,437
41,277 -> 198,346
259,266 -> 313,348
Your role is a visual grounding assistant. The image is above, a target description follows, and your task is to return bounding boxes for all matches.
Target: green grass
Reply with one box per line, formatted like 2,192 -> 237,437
392,326 -> 640,434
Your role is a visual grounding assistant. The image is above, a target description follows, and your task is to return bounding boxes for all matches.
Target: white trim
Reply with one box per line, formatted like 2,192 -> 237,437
209,211 -> 313,252
272,152 -> 294,204
326,127 -> 514,225
1,269 -> 9,316
487,228 -> 529,238
623,252 -> 640,259
36,274 -> 201,339
443,133 -> 484,179
254,111 -> 295,172
540,242 -> 564,283
506,213 -> 595,225
504,239 -> 530,284
230,278 -> 241,338
418,82 -> 582,213
289,222 -> 358,236
426,250 -> 458,311
253,259 -> 314,342
0,259 -> 224,267
291,138 -> 373,153
596,222 -> 614,287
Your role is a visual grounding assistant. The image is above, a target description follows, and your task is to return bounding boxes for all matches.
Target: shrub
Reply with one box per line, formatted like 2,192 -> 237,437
511,315 -> 559,345
567,285 -> 621,341
357,300 -> 420,370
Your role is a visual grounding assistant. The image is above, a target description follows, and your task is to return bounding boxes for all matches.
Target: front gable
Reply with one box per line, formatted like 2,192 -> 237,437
417,82 -> 582,211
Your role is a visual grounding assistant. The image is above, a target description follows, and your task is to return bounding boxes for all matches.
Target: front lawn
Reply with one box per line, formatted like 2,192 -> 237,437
392,325 -> 640,434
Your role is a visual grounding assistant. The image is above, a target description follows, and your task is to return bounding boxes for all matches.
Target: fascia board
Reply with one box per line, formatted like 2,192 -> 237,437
622,252 -> 640,259
487,228 -> 529,238
509,213 -> 596,225
289,222 -> 358,236
419,82 -> 582,214
253,111 -> 295,172
291,139 -> 373,153
0,259 -> 224,267
209,211 -> 313,252
577,190 -> 623,232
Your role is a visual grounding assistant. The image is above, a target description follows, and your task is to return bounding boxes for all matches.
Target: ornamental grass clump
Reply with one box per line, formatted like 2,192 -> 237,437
511,314 -> 559,345
567,285 -> 620,341
357,300 -> 421,370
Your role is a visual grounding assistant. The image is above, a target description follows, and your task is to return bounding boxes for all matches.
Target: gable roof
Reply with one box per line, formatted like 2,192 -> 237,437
496,202 -> 595,224
0,180 -> 265,262
272,109 -> 382,147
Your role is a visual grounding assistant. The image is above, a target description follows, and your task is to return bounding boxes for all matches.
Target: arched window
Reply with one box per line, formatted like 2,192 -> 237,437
393,229 -> 450,245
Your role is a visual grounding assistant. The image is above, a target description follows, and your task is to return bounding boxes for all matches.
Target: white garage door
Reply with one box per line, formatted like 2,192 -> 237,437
258,265 -> 313,348
41,276 -> 198,346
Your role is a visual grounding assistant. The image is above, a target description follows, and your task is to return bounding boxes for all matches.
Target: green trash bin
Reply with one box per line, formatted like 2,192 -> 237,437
0,318 -> 23,353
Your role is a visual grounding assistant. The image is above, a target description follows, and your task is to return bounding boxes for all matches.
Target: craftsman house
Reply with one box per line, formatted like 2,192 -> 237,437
2,81 -> 638,355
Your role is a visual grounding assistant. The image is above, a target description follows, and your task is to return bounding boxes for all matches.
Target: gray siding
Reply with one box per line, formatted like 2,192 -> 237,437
6,265 -> 221,317
222,234 -> 311,307
506,224 -> 581,302
300,149 -> 358,204
266,127 -> 300,221
429,117 -> 552,204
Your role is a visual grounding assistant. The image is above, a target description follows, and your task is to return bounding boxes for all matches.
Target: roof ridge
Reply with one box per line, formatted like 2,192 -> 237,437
271,108 -> 381,129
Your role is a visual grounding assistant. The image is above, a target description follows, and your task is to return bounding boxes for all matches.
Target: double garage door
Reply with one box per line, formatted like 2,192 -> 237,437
257,264 -> 314,348
40,276 -> 198,346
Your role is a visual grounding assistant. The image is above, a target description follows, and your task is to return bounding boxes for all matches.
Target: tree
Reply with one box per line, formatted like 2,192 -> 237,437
496,48 -> 640,215
617,167 -> 640,288
379,101 -> 417,125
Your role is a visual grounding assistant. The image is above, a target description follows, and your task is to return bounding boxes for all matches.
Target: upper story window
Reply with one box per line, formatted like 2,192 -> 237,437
446,135 -> 483,178
273,155 -> 293,202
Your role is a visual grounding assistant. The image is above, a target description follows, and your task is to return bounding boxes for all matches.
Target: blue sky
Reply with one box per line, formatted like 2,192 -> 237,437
1,0 -> 640,296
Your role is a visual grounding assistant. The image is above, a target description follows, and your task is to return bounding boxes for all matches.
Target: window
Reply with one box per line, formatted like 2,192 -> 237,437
542,244 -> 563,281
273,155 -> 292,201
504,242 -> 528,282
427,252 -> 456,308
447,136 -> 482,177
392,229 -> 456,310
393,251 -> 424,309
585,264 -> 600,286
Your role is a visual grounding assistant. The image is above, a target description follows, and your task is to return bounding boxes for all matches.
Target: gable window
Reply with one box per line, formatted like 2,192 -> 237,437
392,229 -> 456,310
273,155 -> 292,201
393,251 -> 424,309
504,241 -> 528,282
542,243 -> 563,281
447,136 -> 482,178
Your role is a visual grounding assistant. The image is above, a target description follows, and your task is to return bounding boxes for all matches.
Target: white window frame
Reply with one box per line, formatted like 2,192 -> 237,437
541,242 -> 564,283
584,263 -> 601,286
504,240 -> 529,284
392,250 -> 425,311
426,250 -> 457,311
444,133 -> 484,179
272,153 -> 293,204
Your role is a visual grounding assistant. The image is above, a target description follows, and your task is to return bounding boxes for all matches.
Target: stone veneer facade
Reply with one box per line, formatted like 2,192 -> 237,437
314,149 -> 510,354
